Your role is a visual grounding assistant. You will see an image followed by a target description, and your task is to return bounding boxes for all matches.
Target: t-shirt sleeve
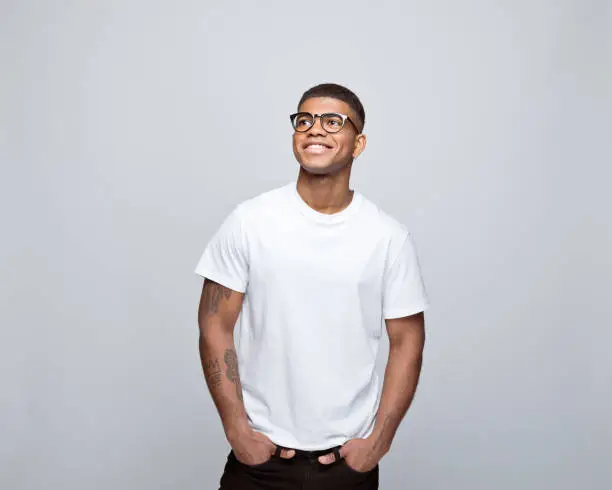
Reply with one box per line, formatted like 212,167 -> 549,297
194,205 -> 249,293
382,232 -> 430,319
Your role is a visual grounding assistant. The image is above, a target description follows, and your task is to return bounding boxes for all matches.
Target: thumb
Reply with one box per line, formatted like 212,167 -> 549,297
279,448 -> 296,459
318,446 -> 345,465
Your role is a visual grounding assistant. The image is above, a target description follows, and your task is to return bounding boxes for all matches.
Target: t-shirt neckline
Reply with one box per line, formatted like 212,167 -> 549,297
288,181 -> 363,225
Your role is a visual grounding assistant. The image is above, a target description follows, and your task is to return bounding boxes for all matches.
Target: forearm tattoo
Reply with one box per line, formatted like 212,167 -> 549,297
224,348 -> 243,401
203,279 -> 232,315
203,358 -> 222,389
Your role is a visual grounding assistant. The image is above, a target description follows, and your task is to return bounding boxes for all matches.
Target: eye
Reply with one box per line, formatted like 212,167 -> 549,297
324,114 -> 343,127
295,117 -> 312,127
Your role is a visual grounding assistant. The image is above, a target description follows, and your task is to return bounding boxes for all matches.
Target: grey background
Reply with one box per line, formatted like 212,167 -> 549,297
1,1 -> 611,489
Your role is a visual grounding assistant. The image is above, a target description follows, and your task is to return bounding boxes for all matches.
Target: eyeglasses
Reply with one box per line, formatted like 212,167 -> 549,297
289,112 -> 359,134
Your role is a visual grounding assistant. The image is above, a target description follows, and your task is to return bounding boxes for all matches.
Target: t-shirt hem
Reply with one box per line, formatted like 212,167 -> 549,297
383,302 -> 430,319
194,267 -> 247,293
255,417 -> 377,451
265,435 -> 350,451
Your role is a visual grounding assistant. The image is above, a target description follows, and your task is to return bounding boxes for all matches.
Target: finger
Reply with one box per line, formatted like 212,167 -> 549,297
318,446 -> 344,465
280,448 -> 296,459
318,443 -> 348,464
317,452 -> 336,465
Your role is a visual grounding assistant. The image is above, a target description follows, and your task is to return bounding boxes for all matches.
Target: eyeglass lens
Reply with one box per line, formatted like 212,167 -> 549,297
293,113 -> 344,133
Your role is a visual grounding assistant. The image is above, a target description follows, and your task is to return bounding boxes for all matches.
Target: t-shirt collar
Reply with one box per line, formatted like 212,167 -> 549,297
288,181 -> 363,225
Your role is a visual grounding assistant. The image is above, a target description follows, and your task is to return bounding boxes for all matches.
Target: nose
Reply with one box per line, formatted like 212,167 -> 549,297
307,115 -> 326,136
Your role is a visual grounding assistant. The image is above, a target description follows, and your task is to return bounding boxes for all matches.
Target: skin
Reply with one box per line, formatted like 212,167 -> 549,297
292,97 -> 366,215
199,94 -> 427,472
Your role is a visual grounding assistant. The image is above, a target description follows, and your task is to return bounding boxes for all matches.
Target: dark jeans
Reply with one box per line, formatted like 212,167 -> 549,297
219,444 -> 379,489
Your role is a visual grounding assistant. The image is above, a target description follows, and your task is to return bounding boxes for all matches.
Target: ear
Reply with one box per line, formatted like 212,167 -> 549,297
352,133 -> 367,158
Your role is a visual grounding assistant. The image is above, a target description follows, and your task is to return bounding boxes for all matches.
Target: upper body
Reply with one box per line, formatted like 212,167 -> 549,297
195,83 -> 430,463
195,180 -> 429,449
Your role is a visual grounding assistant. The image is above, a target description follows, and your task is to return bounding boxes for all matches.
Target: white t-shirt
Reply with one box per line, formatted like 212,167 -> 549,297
194,181 -> 430,450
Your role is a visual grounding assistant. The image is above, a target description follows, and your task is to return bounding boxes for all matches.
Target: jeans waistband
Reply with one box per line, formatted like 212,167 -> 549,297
275,444 -> 341,460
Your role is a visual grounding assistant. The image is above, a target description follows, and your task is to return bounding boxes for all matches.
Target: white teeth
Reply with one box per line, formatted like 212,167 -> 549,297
304,143 -> 330,154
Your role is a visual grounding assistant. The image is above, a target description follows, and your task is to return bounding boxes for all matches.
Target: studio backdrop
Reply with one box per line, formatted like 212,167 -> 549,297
1,1 -> 610,489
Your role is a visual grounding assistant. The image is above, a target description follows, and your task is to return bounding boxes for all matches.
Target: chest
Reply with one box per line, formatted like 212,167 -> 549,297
248,221 -> 387,297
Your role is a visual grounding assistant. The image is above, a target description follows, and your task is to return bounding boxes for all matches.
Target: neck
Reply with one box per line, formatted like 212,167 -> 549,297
296,165 -> 354,215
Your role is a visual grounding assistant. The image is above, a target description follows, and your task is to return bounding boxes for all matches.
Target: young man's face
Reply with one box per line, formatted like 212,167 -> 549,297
292,97 -> 366,175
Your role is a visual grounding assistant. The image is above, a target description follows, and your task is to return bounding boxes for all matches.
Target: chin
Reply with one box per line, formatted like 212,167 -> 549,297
298,159 -> 345,176
301,165 -> 333,176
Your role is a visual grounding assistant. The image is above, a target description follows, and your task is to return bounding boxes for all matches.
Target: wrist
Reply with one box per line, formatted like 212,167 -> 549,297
368,432 -> 391,456
225,420 -> 251,444
369,420 -> 395,455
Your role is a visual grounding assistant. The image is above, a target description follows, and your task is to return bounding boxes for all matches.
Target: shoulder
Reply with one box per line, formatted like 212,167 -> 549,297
356,192 -> 419,266
357,192 -> 410,242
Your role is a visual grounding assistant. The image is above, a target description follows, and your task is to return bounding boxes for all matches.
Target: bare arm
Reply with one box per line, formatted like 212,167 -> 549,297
370,311 -> 426,454
197,278 -> 249,440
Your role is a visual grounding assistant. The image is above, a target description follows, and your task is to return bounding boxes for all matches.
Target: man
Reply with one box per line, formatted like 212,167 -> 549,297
195,83 -> 430,489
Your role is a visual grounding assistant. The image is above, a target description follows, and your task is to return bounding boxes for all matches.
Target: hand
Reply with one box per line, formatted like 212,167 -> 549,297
228,427 -> 295,466
318,436 -> 387,472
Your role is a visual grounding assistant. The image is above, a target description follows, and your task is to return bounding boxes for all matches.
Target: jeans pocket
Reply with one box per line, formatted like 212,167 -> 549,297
341,458 -> 376,475
231,449 -> 275,469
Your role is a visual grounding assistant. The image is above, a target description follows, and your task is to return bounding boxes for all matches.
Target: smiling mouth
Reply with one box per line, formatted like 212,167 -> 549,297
304,144 -> 332,154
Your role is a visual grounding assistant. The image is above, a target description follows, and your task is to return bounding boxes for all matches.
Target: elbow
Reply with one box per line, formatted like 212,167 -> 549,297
198,317 -> 232,343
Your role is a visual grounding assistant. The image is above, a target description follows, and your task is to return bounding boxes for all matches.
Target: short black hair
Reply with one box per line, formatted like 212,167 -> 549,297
298,83 -> 365,131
